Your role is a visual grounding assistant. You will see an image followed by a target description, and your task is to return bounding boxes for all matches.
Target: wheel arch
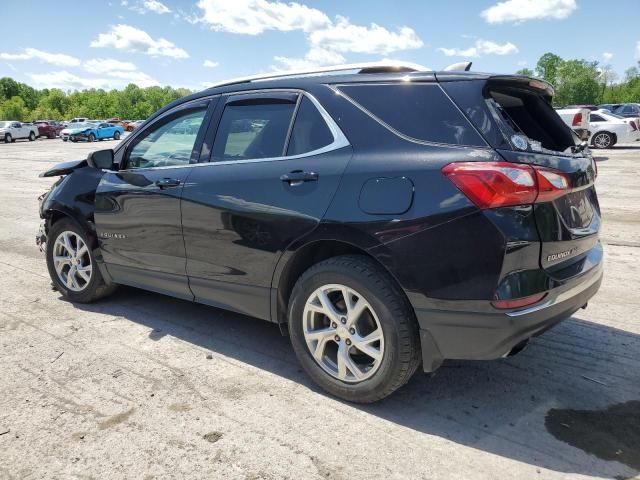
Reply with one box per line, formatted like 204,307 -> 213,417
271,236 -> 409,327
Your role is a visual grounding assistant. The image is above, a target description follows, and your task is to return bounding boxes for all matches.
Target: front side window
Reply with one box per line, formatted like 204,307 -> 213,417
212,102 -> 295,161
126,108 -> 207,169
287,97 -> 334,156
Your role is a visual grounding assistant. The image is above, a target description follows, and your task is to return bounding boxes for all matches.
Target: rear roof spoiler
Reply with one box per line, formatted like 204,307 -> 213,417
443,61 -> 472,72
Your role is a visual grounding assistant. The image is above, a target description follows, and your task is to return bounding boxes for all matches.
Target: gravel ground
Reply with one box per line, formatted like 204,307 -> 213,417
0,137 -> 639,480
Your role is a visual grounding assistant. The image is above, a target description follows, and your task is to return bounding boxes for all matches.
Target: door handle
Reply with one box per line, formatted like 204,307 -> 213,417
155,178 -> 182,189
280,170 -> 319,185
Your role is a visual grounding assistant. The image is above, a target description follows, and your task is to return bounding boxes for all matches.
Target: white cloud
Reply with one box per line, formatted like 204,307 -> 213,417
439,39 -> 518,58
28,71 -> 113,90
141,0 -> 171,14
203,59 -> 219,68
273,48 -> 345,70
481,0 -> 576,24
308,16 -> 423,55
195,0 -> 330,34
90,24 -> 189,59
602,52 -> 613,62
84,58 -> 137,73
0,48 -> 80,67
28,69 -> 159,90
104,70 -> 159,87
195,0 -> 423,64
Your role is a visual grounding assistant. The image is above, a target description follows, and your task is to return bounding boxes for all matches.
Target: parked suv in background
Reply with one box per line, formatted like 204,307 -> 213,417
0,121 -> 39,143
612,103 -> 640,118
34,120 -> 64,139
36,63 -> 602,402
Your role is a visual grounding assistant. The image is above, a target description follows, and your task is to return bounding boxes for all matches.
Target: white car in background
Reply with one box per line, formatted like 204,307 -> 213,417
555,107 -> 590,140
0,121 -> 39,143
589,110 -> 640,149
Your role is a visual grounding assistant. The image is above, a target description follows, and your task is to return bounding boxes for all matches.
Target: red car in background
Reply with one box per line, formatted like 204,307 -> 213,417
34,120 -> 64,139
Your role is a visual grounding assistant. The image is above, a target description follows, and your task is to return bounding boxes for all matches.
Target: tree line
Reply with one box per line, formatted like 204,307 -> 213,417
0,78 -> 192,121
516,52 -> 640,106
1,52 -> 639,121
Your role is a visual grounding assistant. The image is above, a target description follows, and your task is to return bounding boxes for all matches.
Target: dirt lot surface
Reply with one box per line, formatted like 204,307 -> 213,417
0,138 -> 639,480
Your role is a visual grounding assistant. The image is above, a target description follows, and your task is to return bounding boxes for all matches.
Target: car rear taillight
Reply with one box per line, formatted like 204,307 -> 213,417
630,120 -> 638,131
492,292 -> 547,309
572,112 -> 582,126
442,162 -> 571,209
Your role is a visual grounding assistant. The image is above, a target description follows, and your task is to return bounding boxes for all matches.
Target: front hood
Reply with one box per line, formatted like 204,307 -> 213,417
66,128 -> 90,135
39,159 -> 88,177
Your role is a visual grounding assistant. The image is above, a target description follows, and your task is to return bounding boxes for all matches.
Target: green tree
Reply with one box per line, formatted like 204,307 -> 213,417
516,68 -> 535,76
0,96 -> 29,120
536,53 -> 564,88
554,60 -> 601,106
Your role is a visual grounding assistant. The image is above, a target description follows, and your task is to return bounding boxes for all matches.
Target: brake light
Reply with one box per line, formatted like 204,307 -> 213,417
492,292 -> 547,309
535,167 -> 571,202
572,112 -> 582,126
630,120 -> 638,131
442,162 -> 571,208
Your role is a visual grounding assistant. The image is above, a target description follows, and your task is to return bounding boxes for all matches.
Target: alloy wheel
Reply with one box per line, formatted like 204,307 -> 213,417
52,231 -> 92,292
302,284 -> 384,383
593,133 -> 611,148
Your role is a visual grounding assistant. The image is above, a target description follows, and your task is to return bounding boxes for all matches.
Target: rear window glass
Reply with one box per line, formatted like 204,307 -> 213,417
287,97 -> 334,156
337,84 -> 485,146
213,102 -> 295,161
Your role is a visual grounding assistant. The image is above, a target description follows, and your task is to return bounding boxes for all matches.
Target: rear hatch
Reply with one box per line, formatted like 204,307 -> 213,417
439,75 -> 600,279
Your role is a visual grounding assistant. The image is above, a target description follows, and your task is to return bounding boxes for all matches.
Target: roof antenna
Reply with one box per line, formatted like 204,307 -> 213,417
443,61 -> 472,72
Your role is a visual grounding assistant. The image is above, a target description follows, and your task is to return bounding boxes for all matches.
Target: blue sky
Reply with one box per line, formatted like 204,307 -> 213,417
0,0 -> 638,92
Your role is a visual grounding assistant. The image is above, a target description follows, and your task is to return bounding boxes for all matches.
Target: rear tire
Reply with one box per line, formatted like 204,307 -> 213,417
48,132 -> 55,139
592,131 -> 613,149
288,255 -> 421,403
46,218 -> 116,303
28,132 -> 36,141
113,131 -> 121,140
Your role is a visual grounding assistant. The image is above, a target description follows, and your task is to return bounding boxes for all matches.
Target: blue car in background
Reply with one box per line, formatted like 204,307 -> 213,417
62,122 -> 125,142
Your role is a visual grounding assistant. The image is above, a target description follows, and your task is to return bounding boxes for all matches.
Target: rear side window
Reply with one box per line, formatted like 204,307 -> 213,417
337,84 -> 485,146
287,97 -> 334,156
590,114 -> 605,122
213,102 -> 295,161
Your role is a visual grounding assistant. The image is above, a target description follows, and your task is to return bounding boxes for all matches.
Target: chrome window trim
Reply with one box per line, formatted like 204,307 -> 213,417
115,89 -> 350,172
329,83 -> 491,149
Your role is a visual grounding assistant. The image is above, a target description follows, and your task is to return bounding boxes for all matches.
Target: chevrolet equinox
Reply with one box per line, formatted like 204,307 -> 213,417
37,63 -> 603,403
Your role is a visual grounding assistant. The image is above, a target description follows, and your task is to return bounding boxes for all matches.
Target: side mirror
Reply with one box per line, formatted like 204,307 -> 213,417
87,149 -> 115,170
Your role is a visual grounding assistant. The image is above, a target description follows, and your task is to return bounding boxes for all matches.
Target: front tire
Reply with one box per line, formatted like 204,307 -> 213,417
88,133 -> 96,142
46,218 -> 116,303
288,255 -> 420,403
4,133 -> 11,143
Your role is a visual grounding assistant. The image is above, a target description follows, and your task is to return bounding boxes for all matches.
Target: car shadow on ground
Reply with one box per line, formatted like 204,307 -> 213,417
72,286 -> 640,478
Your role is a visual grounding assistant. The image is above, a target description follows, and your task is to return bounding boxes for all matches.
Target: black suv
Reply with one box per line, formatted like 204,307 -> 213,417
37,64 -> 602,403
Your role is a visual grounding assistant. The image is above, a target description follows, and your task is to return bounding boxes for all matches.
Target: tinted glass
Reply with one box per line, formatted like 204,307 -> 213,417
287,97 -> 334,156
338,84 -> 485,146
213,102 -> 295,161
127,108 -> 206,169
590,114 -> 605,122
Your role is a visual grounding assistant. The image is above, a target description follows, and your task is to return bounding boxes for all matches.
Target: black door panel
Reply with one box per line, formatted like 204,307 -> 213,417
95,168 -> 193,299
94,100 -> 214,299
181,148 -> 352,318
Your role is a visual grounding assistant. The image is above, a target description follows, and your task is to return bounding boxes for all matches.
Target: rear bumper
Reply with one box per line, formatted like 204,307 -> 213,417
415,262 -> 603,372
